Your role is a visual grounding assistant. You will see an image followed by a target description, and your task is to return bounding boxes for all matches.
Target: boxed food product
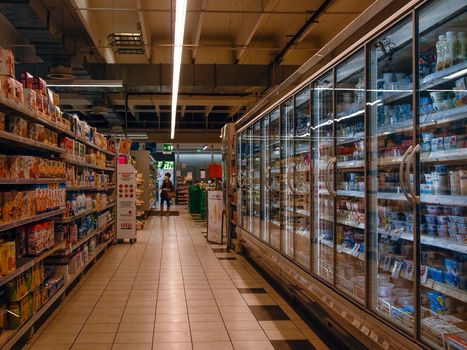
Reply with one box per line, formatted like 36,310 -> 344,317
0,112 -> 4,131
0,155 -> 9,178
36,93 -> 44,114
28,123 -> 45,143
52,92 -> 60,106
23,88 -> 37,112
27,221 -> 55,256
20,72 -> 33,89
0,50 -> 14,77
0,241 -> 15,276
33,76 -> 46,96
7,293 -> 32,329
0,75 -> 15,100
13,80 -> 24,104
8,116 -> 28,138
4,272 -> 29,301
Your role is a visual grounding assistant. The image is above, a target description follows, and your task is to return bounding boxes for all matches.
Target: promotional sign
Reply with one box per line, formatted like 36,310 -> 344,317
117,163 -> 137,241
207,190 -> 224,244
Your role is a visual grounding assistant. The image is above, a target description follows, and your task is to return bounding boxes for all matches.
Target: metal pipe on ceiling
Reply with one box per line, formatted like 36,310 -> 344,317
78,44 -> 320,51
272,0 -> 334,66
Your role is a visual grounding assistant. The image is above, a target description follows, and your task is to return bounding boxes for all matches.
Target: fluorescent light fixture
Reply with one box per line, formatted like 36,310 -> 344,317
171,0 -> 188,140
443,68 -> 467,80
202,145 -> 208,150
47,80 -> 123,88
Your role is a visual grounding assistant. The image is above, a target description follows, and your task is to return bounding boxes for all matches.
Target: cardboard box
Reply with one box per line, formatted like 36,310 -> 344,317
23,88 -> 37,112
0,50 -> 14,77
13,80 -> 24,105
32,76 -> 46,96
20,72 -> 33,89
0,75 -> 15,100
52,92 -> 59,106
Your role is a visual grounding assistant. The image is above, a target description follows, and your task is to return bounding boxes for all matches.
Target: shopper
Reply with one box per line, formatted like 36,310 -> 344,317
160,172 -> 174,216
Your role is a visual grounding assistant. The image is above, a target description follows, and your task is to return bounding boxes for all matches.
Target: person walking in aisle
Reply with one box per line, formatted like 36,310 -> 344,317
160,172 -> 174,216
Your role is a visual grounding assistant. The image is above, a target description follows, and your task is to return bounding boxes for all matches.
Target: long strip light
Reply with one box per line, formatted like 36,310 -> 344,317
171,0 -> 188,139
47,80 -> 123,88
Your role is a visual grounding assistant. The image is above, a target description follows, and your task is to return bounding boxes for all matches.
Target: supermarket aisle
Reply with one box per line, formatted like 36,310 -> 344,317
26,211 -> 329,350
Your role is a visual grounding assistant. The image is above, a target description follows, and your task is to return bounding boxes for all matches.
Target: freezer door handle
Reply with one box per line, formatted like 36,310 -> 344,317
324,157 -> 333,195
399,145 -> 413,202
327,156 -> 337,197
406,144 -> 420,204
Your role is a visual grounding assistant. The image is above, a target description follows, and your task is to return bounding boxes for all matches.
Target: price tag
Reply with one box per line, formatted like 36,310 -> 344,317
352,318 -> 361,328
383,255 -> 392,272
369,331 -> 379,342
405,261 -> 414,281
361,325 -> 370,336
421,266 -> 428,284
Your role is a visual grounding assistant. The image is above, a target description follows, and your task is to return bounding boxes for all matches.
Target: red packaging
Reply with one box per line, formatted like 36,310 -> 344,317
0,50 -> 15,77
20,72 -> 34,89
32,76 -> 46,96
14,80 -> 24,105
23,88 -> 37,112
0,76 -> 15,100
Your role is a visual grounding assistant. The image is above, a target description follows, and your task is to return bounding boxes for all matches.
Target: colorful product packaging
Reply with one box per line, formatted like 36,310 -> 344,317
0,50 -> 15,77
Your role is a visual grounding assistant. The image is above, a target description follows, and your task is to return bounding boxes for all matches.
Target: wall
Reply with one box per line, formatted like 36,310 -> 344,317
178,153 -> 222,182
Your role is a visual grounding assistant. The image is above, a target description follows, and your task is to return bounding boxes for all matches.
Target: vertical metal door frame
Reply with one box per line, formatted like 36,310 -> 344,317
412,9 -> 421,342
362,45 -> 369,309
332,67 -> 337,289
309,83 -> 314,273
292,96 -> 297,262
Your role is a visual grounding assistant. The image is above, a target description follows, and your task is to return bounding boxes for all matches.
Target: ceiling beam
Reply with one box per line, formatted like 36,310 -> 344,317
192,0 -> 208,63
235,0 -> 280,64
181,105 -> 186,117
110,95 -> 258,107
137,0 -> 152,62
228,105 -> 244,118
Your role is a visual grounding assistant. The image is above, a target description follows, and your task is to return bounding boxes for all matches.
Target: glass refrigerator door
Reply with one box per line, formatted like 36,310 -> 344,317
269,108 -> 281,249
242,128 -> 253,232
294,87 -> 311,268
312,72 -> 334,283
281,98 -> 295,258
261,115 -> 270,243
368,17 -> 415,333
417,2 -> 467,348
335,50 -> 366,302
252,121 -> 262,238
237,133 -> 243,227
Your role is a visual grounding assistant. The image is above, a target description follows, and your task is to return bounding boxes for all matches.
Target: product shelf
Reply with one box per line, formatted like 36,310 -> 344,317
0,207 -> 65,233
0,238 -> 113,350
0,178 -> 65,185
64,219 -> 115,254
0,130 -> 65,155
61,156 -> 116,172
66,185 -> 115,192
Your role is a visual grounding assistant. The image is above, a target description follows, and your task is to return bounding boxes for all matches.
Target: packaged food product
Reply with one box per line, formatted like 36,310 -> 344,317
13,80 -> 24,105
7,293 -> 32,329
8,116 -> 28,138
0,50 -> 14,77
28,123 -> 45,143
20,72 -> 33,89
378,282 -> 394,298
0,76 -> 15,100
52,92 -> 60,106
33,76 -> 46,96
23,88 -> 37,112
426,291 -> 449,315
0,112 -> 5,131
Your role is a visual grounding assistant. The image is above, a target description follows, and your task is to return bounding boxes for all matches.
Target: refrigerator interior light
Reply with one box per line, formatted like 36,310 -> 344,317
171,0 -> 188,140
442,68 -> 467,80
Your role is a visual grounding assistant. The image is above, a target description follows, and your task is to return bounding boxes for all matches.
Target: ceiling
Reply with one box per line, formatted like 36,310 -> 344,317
0,0 -> 376,138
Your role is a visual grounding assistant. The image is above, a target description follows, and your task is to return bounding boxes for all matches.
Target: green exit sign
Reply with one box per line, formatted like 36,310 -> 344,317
163,143 -> 173,153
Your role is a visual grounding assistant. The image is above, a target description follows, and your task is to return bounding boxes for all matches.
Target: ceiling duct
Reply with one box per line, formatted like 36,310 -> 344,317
90,105 -> 108,115
107,32 -> 145,55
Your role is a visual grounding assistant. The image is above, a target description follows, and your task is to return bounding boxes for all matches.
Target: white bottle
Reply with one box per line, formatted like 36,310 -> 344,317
458,32 -> 466,62
444,31 -> 456,68
436,35 -> 446,71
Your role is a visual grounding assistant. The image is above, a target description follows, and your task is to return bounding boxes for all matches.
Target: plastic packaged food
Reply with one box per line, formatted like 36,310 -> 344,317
426,291 -> 449,315
378,282 -> 394,298
0,50 -> 15,77
0,112 -> 4,131
8,116 -> 28,138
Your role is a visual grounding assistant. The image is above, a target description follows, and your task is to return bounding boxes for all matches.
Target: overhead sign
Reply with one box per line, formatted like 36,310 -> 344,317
163,143 -> 173,154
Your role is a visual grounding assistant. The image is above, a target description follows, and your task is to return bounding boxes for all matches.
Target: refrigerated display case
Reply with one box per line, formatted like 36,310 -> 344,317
234,1 -> 466,349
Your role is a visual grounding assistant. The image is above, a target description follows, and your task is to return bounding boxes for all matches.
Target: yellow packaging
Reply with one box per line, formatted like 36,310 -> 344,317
4,241 -> 15,274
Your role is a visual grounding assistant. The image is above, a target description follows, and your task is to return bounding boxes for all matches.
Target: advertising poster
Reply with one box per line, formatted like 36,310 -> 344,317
207,190 -> 224,244
117,164 -> 137,240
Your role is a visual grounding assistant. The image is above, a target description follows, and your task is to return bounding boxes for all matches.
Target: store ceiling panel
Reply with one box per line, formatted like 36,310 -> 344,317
0,0 -> 376,133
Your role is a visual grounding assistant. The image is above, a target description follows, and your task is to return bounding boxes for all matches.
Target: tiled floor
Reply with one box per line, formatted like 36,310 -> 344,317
25,210 -> 329,350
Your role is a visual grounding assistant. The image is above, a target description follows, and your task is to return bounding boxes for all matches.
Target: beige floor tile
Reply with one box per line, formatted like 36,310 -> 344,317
124,307 -> 156,315
224,321 -> 261,331
118,322 -> 154,333
188,306 -> 219,314
80,323 -> 119,333
228,330 -> 268,341
121,313 -> 155,323
221,312 -> 256,322
35,333 -> 78,344
74,332 -> 116,344
114,332 -> 154,343
232,341 -> 274,350
112,343 -> 152,350
156,306 -> 187,314
188,313 -> 223,322
190,322 -> 226,331
152,343 -> 192,350
241,295 -> 276,306
90,307 -> 125,316
154,322 -> 190,332
87,313 -> 122,324
191,330 -> 230,342
71,344 -> 112,350
155,314 -> 189,323
192,341 -> 233,350
40,322 -> 83,334
29,344 -> 71,350
153,331 -> 191,343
